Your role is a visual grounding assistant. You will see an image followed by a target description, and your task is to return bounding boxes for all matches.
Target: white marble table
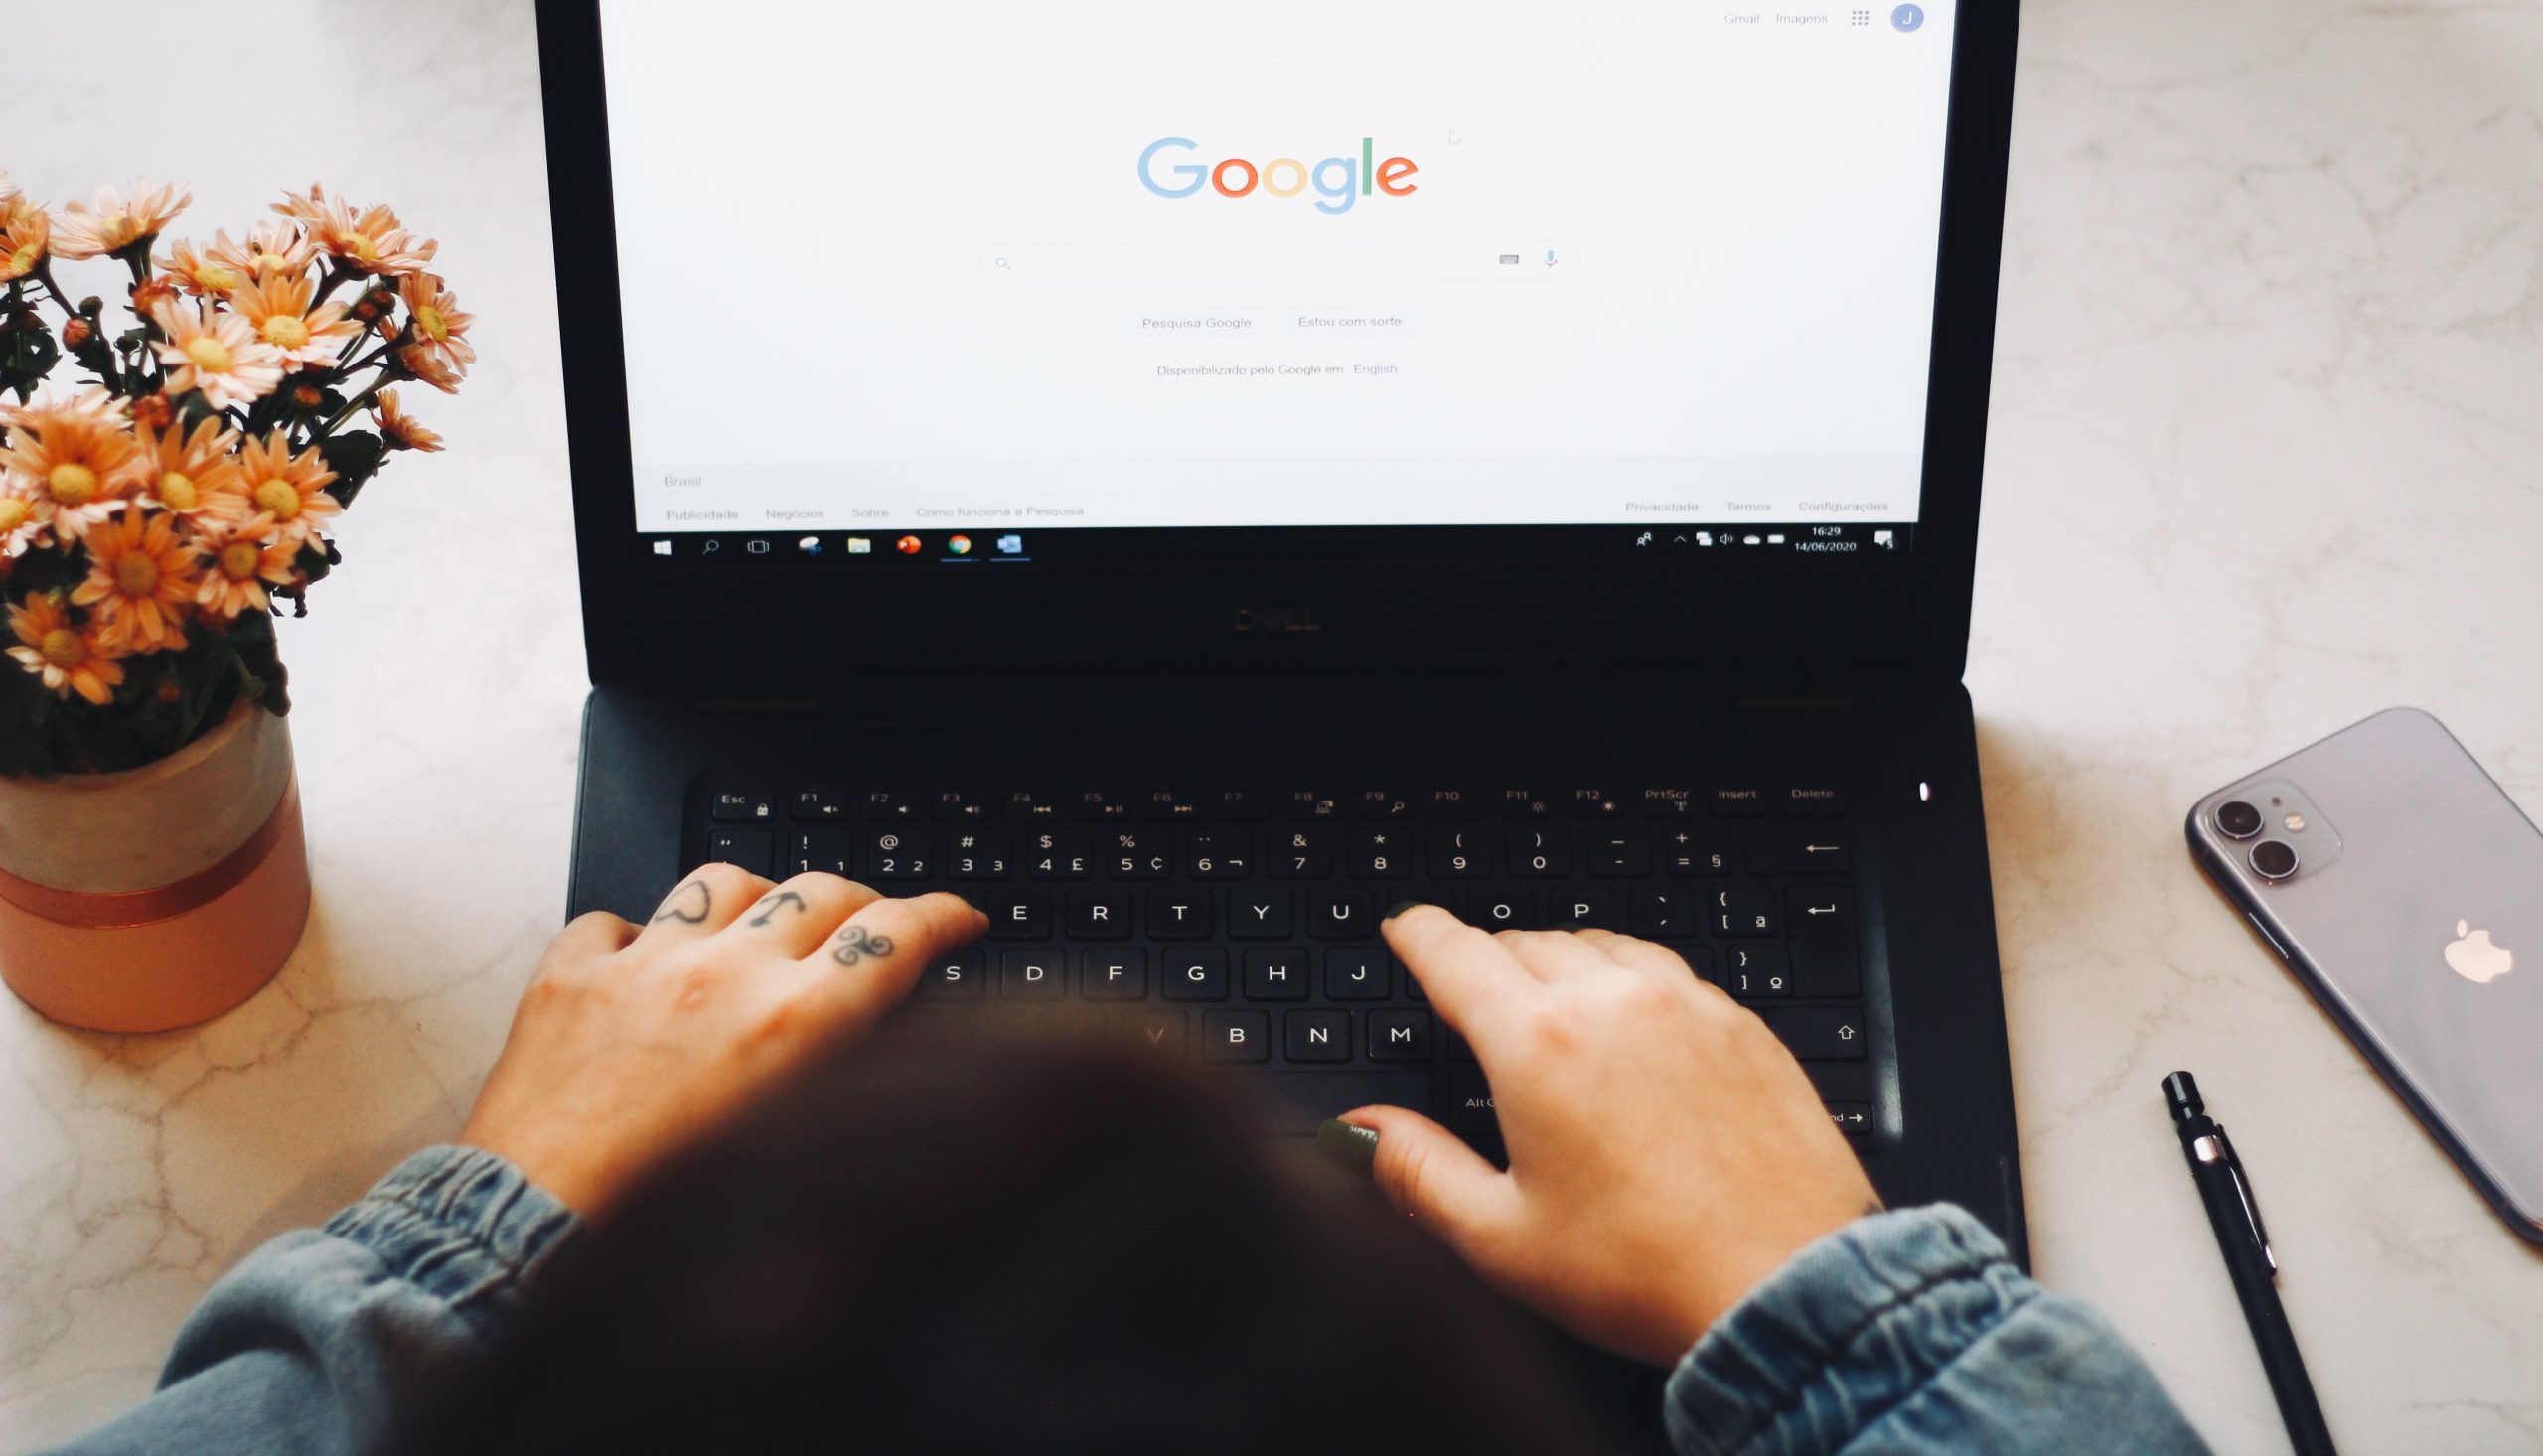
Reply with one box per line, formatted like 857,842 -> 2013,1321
5,1 -> 2540,1450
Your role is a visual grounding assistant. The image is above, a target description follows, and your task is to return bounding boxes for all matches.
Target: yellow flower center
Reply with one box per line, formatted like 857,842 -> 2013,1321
46,463 -> 99,506
157,470 -> 198,510
416,306 -> 448,342
261,315 -> 311,350
251,251 -> 291,273
253,480 -> 302,518
39,628 -> 87,669
99,216 -> 142,250
0,499 -> 27,532
197,263 -> 240,292
185,335 -> 235,374
7,244 -> 36,274
112,553 -> 160,598
350,233 -> 380,263
219,541 -> 262,580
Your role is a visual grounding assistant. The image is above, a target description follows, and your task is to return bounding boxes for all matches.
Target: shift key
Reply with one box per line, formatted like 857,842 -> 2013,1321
1761,1006 -> 1869,1061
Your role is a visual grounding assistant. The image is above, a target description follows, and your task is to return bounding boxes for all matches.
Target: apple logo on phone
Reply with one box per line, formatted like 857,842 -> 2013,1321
2445,921 -> 2514,984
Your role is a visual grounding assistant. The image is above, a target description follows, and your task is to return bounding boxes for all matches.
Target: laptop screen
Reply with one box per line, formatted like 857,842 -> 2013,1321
595,1 -> 1959,567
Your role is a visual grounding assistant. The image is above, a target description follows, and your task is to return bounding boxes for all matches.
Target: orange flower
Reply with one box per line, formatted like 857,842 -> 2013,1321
0,485 -> 45,559
398,342 -> 467,394
397,272 -> 475,380
138,418 -> 249,525
71,505 -> 197,653
372,389 -> 444,452
273,184 -> 436,276
6,594 -> 126,706
206,219 -> 317,282
231,271 -> 361,369
150,298 -> 286,410
0,405 -> 149,544
51,179 -> 191,260
233,429 -> 341,545
0,195 -> 48,285
155,233 -> 249,298
194,522 -> 301,621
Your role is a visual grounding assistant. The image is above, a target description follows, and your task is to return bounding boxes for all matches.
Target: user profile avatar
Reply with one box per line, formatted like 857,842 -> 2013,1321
895,535 -> 922,555
948,534 -> 972,555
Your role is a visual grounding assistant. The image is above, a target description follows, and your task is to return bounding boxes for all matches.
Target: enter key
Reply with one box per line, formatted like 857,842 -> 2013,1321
1788,886 -> 1860,997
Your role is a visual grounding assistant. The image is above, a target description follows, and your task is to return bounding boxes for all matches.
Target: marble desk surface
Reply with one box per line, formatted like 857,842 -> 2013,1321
4,1 -> 2539,1450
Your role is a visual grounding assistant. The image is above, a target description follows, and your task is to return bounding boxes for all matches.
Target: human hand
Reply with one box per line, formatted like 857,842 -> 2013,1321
460,864 -> 985,1214
1339,908 -> 1878,1365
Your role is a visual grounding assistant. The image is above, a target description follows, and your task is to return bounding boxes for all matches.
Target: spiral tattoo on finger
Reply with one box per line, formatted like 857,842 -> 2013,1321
831,925 -> 896,966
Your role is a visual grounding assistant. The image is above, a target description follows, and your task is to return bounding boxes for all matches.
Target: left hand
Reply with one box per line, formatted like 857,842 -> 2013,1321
459,864 -> 986,1214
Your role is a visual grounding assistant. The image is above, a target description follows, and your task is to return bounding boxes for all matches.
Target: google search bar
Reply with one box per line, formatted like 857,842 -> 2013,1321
985,240 -> 1572,285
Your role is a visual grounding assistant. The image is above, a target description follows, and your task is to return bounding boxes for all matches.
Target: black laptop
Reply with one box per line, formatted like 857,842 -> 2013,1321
536,0 -> 2023,1418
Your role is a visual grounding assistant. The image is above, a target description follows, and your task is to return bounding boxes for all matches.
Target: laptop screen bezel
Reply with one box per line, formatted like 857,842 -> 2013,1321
535,0 -> 2016,688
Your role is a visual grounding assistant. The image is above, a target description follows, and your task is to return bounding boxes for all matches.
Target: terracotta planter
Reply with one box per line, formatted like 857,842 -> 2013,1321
0,702 -> 311,1032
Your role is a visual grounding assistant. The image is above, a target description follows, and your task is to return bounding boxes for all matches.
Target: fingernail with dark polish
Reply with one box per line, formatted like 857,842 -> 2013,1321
1552,921 -> 1584,933
1384,900 -> 1426,922
1316,1119 -> 1380,1177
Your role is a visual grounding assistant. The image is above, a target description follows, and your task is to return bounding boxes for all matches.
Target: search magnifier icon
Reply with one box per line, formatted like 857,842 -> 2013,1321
994,256 -> 1010,270
700,538 -> 721,555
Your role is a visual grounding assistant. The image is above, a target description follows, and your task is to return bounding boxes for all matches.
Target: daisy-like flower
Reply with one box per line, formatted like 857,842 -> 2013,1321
6,594 -> 127,706
373,389 -> 444,452
51,178 -> 191,260
230,271 -> 361,369
149,298 -> 286,410
0,194 -> 49,285
0,486 -> 47,559
155,232 -> 250,298
274,184 -> 437,276
206,219 -> 317,282
398,341 -> 468,395
194,521 -> 301,621
0,386 -> 129,434
396,272 -> 475,381
137,417 -> 249,524
70,505 -> 198,653
0,406 -> 149,544
233,429 -> 341,546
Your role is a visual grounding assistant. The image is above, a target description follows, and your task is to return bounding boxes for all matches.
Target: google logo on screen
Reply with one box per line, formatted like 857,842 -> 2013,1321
1138,137 -> 1419,216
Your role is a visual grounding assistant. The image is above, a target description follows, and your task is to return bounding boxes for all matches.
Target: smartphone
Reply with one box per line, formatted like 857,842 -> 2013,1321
2187,706 -> 2543,1244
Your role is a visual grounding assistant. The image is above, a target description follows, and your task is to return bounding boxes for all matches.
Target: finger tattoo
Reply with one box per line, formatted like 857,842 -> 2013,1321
831,925 -> 896,965
746,890 -> 808,927
651,879 -> 711,925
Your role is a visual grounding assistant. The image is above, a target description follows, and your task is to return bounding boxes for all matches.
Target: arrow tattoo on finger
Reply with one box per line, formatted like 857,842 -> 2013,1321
747,891 -> 808,927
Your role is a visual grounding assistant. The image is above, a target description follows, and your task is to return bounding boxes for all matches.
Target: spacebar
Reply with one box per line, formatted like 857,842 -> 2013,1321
1245,1073 -> 1432,1133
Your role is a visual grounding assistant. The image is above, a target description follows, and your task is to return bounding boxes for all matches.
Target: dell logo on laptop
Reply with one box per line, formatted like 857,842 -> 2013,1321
1232,606 -> 1323,634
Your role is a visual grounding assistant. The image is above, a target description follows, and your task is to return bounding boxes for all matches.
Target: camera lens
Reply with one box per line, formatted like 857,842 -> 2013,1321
2249,840 -> 2299,880
2215,801 -> 2263,839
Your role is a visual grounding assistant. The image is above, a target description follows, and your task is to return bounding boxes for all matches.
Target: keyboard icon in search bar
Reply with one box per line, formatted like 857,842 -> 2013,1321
985,240 -> 1572,284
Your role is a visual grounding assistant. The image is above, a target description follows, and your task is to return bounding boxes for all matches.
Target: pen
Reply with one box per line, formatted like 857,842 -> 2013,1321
2163,1071 -> 2337,1456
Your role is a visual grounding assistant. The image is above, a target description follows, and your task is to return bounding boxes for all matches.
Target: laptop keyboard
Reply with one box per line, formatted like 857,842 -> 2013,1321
692,782 -> 1882,1148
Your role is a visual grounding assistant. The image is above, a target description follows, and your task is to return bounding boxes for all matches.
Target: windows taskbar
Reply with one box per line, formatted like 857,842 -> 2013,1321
635,522 -> 1916,566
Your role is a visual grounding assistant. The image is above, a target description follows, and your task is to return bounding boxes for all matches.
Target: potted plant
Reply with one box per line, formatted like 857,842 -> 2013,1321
0,172 -> 468,1031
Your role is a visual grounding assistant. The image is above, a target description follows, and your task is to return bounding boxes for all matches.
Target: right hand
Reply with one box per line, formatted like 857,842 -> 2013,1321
1339,908 -> 1880,1366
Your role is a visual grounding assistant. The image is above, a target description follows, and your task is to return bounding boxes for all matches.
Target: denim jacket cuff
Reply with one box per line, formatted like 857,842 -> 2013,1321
1664,1204 -> 2032,1456
321,1145 -> 583,1328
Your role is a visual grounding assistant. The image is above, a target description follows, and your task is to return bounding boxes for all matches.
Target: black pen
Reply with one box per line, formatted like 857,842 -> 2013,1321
2163,1071 -> 2337,1456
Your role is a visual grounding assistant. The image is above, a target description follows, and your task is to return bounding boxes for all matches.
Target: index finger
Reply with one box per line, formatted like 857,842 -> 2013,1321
1382,903 -> 1537,1042
788,891 -> 989,1027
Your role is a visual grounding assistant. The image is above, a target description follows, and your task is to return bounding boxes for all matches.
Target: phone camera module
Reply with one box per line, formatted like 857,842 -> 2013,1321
2215,801 -> 2264,839
2249,839 -> 2299,881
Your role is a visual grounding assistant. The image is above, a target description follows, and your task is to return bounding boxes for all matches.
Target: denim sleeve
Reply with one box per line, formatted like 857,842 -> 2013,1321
37,1146 -> 578,1456
1664,1204 -> 2211,1456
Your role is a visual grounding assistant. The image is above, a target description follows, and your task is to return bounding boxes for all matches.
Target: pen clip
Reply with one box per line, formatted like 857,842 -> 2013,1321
2212,1126 -> 2277,1274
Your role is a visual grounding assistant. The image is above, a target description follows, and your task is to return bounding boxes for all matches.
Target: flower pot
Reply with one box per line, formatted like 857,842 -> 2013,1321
0,701 -> 310,1032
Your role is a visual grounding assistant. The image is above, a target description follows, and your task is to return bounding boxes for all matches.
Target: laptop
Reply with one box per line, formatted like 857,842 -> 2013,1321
536,0 -> 2023,1422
